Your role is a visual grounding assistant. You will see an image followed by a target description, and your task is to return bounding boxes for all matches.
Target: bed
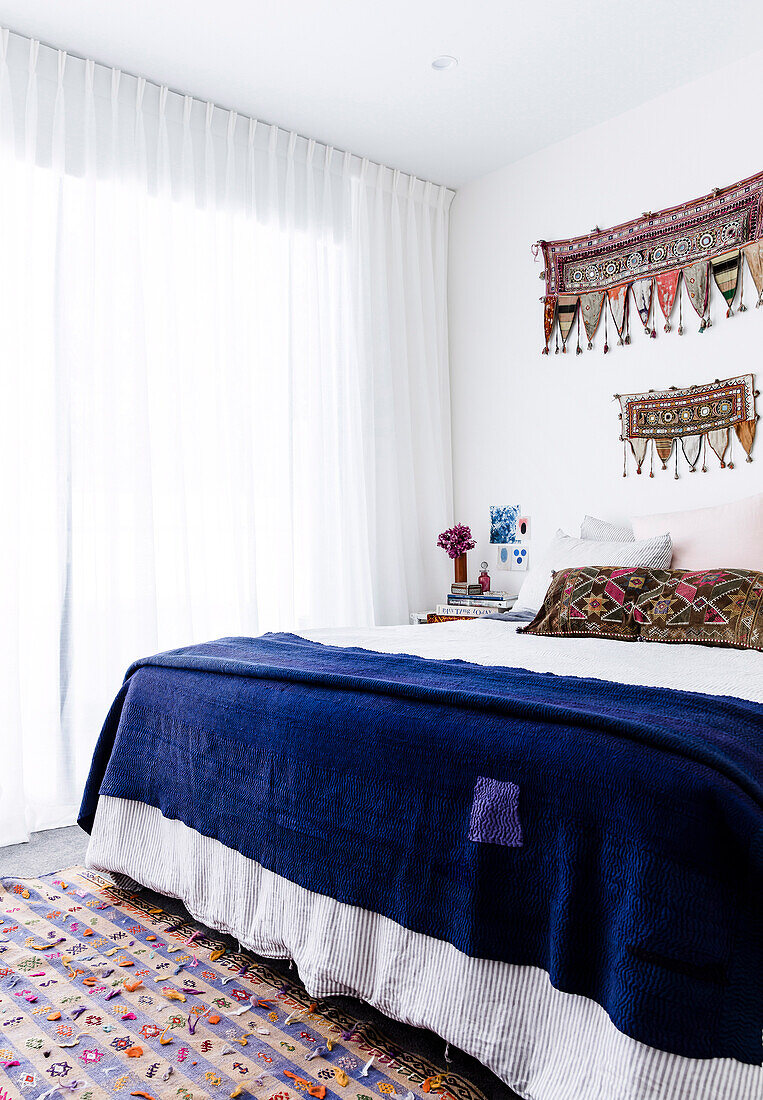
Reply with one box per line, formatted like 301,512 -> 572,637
79,618 -> 763,1100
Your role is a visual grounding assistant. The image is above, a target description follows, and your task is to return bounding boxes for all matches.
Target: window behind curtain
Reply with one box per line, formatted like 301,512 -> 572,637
0,29 -> 453,845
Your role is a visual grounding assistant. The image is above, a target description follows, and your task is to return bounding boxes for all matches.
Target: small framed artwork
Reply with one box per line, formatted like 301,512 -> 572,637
510,543 -> 528,571
517,516 -> 531,538
490,504 -> 520,544
495,544 -> 513,571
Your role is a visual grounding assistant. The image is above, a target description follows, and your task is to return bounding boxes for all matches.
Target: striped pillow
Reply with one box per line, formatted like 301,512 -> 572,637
580,515 -> 635,541
514,530 -> 672,615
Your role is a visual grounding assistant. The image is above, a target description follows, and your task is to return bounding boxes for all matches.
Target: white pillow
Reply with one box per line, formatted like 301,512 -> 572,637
632,492 -> 763,571
515,529 -> 673,614
580,515 -> 634,541
633,495 -> 763,572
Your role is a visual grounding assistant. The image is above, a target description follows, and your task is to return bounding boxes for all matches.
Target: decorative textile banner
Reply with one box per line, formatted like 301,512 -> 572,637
536,170 -> 763,352
655,270 -> 680,331
616,374 -> 758,477
580,290 -> 605,348
608,283 -> 629,345
556,294 -> 578,352
711,250 -> 741,314
632,277 -> 654,335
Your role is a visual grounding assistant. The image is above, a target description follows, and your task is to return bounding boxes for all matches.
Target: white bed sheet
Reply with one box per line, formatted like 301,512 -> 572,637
298,618 -> 763,702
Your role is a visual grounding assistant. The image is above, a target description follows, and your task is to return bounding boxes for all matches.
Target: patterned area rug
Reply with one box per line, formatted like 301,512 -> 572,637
0,869 -> 490,1100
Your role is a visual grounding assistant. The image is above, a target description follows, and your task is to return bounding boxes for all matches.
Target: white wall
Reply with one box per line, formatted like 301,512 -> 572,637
448,52 -> 763,595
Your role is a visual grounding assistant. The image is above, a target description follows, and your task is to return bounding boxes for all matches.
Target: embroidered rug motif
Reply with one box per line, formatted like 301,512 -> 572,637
616,373 -> 758,476
536,169 -> 763,350
0,869 -> 486,1100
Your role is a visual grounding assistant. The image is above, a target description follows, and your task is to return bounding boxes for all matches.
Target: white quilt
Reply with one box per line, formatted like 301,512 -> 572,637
299,618 -> 763,703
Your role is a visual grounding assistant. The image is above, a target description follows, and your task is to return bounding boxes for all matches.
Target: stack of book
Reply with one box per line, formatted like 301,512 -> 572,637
433,586 -> 516,619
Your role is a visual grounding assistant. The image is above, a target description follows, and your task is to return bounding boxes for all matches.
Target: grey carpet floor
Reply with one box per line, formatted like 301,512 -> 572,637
0,824 -> 89,877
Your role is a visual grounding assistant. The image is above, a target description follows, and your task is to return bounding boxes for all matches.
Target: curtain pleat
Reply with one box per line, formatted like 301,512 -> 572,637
0,25 -> 453,847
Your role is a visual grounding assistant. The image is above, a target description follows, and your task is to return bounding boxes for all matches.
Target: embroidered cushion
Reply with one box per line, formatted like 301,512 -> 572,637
632,493 -> 763,571
636,568 -> 763,651
513,530 -> 672,615
522,566 -> 763,651
580,515 -> 635,541
519,566 -> 664,641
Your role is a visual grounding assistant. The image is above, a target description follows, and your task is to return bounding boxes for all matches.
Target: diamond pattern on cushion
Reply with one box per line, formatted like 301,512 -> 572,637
637,568 -> 763,650
521,566 -> 763,651
521,566 -> 663,641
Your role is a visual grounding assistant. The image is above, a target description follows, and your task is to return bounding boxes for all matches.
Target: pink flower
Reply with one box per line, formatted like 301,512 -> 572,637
437,523 -> 476,559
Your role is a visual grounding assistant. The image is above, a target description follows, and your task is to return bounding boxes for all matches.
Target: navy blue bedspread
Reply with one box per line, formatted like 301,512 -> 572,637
79,634 -> 763,1064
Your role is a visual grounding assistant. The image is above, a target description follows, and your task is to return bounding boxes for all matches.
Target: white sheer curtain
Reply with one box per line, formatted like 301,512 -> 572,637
0,29 -> 453,847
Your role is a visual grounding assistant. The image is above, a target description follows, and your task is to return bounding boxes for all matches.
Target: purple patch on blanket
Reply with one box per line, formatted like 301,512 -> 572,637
469,776 -> 522,846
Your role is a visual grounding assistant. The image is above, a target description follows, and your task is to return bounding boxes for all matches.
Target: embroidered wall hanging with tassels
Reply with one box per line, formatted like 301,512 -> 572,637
616,374 -> 758,478
535,170 -> 763,354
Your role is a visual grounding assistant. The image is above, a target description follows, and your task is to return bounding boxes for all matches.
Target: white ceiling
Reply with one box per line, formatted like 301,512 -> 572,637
1,0 -> 761,187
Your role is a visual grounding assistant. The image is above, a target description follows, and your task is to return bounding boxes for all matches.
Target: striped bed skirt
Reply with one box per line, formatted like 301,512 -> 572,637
85,797 -> 761,1100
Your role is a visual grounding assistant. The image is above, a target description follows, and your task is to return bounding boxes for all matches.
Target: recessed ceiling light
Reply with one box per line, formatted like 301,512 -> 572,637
431,55 -> 458,70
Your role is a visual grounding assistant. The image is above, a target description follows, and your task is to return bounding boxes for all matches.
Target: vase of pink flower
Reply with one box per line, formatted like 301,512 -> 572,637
437,523 -> 476,583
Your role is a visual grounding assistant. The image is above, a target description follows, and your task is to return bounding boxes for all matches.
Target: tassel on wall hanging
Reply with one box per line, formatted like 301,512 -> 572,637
535,170 -> 763,353
616,374 -> 758,478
